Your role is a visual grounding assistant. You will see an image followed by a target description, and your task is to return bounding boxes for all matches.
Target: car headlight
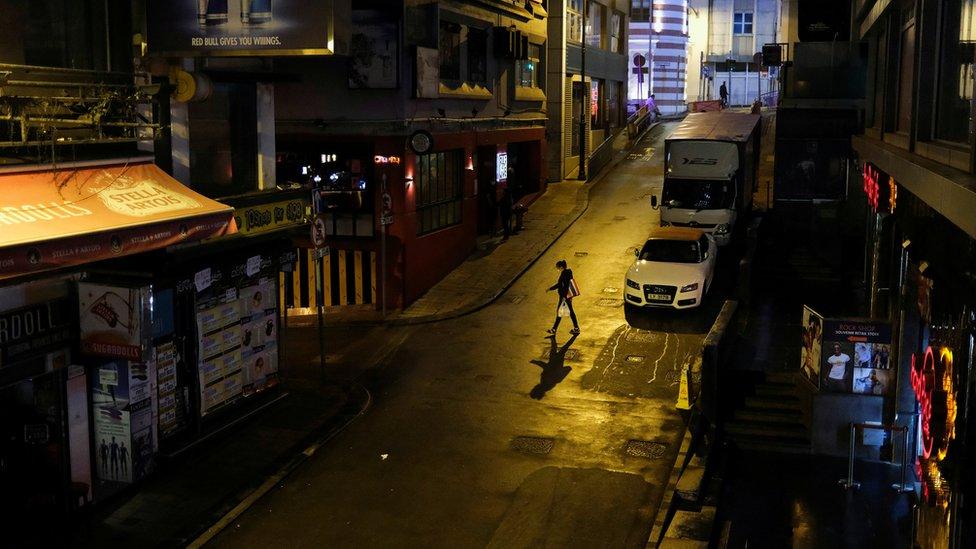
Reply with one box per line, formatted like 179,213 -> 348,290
714,223 -> 730,235
660,220 -> 671,227
626,279 -> 641,290
680,282 -> 699,292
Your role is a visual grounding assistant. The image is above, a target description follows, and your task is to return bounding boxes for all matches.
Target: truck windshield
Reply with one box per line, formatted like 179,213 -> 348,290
639,239 -> 702,263
662,179 -> 732,209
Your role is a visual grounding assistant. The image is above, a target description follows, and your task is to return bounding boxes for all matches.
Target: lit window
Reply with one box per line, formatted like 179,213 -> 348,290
519,44 -> 543,88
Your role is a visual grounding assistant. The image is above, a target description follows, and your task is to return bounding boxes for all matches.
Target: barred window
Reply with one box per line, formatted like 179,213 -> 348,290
415,151 -> 463,234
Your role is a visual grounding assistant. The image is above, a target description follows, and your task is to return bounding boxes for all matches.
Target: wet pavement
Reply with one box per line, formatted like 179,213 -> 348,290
205,123 -> 730,548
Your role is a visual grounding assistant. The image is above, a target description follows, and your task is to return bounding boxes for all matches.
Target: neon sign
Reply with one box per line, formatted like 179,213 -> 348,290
374,155 -> 401,165
911,346 -> 957,461
863,163 -> 881,211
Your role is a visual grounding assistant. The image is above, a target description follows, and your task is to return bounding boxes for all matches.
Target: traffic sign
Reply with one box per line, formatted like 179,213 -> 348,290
311,214 -> 328,248
633,53 -> 646,67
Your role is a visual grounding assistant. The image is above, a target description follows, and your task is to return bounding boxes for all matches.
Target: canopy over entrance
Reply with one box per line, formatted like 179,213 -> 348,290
0,162 -> 236,279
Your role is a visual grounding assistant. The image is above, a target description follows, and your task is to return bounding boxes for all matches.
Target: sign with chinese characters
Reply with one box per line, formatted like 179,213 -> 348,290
862,162 -> 896,214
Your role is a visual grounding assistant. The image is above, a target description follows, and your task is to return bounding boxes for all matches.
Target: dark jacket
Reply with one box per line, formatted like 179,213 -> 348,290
549,268 -> 574,298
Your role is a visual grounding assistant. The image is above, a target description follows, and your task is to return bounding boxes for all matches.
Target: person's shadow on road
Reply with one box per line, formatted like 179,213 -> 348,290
529,335 -> 578,400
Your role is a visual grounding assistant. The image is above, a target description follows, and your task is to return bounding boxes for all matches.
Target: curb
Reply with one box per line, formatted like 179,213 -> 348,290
318,122 -> 664,328
185,381 -> 373,548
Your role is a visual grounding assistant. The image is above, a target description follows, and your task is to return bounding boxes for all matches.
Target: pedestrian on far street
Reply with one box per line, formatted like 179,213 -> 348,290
719,81 -> 729,108
498,181 -> 513,240
546,260 -> 580,336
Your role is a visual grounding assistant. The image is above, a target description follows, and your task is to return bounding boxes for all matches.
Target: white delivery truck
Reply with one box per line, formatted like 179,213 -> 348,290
651,111 -> 761,245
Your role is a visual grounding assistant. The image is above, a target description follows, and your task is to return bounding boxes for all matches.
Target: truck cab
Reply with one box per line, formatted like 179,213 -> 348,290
654,112 -> 760,246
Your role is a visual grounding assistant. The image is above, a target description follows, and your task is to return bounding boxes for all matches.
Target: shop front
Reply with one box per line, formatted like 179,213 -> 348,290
275,126 -> 545,311
0,161 -> 237,528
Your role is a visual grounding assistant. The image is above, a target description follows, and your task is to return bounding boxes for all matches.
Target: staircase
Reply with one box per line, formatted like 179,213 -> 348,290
725,372 -> 811,453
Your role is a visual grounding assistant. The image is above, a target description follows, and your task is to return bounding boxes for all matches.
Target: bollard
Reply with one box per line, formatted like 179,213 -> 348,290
892,426 -> 914,493
838,422 -> 861,490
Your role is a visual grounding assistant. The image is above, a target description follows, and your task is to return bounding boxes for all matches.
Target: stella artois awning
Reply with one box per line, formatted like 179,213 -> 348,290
0,162 -> 236,279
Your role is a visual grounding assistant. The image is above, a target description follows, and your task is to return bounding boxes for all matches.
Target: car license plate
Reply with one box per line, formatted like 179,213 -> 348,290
648,293 -> 670,301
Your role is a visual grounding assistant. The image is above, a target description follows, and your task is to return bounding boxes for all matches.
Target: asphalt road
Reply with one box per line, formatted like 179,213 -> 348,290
209,124 -> 731,548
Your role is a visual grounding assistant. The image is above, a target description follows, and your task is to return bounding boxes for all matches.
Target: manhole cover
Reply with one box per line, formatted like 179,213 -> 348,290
542,347 -> 581,361
613,216 -> 627,221
509,294 -> 526,304
597,298 -> 624,307
574,251 -> 589,257
625,440 -> 668,459
603,287 -> 619,293
626,355 -> 645,363
512,436 -> 554,455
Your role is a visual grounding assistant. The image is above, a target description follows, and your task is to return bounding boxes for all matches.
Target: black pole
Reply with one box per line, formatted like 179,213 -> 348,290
578,1 -> 587,180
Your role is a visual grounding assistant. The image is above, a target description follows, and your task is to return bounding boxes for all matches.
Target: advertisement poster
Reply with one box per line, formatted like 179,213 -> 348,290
0,298 -> 73,368
147,0 -> 335,56
820,319 -> 892,394
79,283 -> 149,361
91,361 -> 153,484
196,291 -> 245,417
241,278 -> 279,396
800,306 -> 823,389
349,11 -> 398,89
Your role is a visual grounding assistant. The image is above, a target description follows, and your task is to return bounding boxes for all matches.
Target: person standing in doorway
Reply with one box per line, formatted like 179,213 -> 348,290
546,260 -> 580,336
498,181 -> 513,240
719,81 -> 729,108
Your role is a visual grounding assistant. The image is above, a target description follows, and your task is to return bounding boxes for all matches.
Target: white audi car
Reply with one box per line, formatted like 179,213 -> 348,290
624,228 -> 717,310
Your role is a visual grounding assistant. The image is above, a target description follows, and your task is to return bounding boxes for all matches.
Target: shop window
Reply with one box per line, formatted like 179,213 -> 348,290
935,0 -> 976,144
608,81 -> 621,130
733,12 -> 753,35
586,2 -> 605,49
610,11 -> 624,54
630,0 -> 650,23
519,44 -> 543,88
277,146 -> 374,237
12,0 -> 132,72
568,0 -> 583,43
896,7 -> 916,134
439,20 -> 461,81
590,79 -> 604,128
467,27 -> 488,84
415,151 -> 463,235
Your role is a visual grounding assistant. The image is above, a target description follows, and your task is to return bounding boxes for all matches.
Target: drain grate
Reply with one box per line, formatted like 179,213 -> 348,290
574,251 -> 589,257
512,436 -> 554,455
597,298 -> 624,307
603,287 -> 620,294
613,215 -> 627,221
509,294 -> 526,304
542,347 -> 581,361
625,440 -> 668,459
626,355 -> 645,363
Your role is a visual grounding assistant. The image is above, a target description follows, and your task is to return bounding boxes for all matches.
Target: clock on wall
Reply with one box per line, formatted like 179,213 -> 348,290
408,130 -> 434,155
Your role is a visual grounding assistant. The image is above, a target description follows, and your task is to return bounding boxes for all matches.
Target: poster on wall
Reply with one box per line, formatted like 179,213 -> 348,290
415,47 -> 440,98
349,11 -> 398,89
146,0 -> 335,56
78,283 -> 150,361
820,318 -> 892,394
799,305 -> 823,389
91,361 -> 154,485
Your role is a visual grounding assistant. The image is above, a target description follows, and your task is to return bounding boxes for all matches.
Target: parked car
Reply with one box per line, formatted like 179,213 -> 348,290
624,228 -> 717,310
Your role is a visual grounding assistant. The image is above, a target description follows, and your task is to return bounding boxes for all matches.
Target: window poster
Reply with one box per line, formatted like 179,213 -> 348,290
820,318 -> 893,395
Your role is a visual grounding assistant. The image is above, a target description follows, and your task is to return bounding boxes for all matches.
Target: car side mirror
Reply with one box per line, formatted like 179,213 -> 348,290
634,248 -> 640,257
650,195 -> 658,209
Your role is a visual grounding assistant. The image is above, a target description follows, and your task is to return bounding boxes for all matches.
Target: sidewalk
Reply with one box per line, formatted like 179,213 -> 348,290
64,327 -> 375,548
305,125 -> 659,327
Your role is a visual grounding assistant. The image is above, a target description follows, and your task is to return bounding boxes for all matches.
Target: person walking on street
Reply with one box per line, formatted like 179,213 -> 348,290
719,81 -> 728,108
546,260 -> 580,336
